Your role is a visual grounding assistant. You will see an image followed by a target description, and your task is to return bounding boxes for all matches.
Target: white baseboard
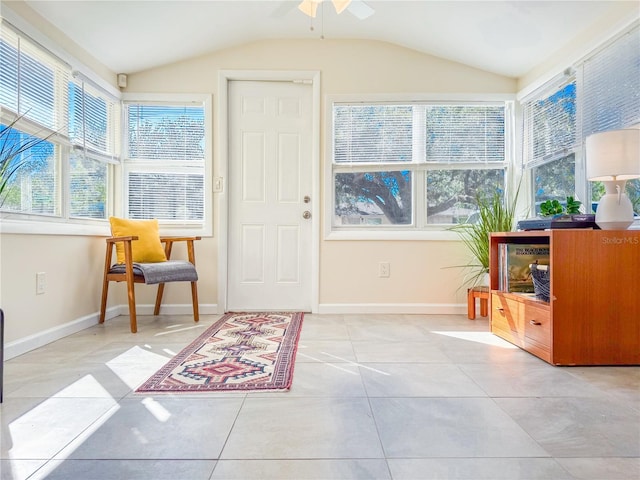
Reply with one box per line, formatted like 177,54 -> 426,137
317,303 -> 467,315
3,307 -> 119,360
3,303 -> 218,360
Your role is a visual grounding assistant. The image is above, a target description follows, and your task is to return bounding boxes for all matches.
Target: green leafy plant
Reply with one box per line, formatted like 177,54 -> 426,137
450,187 -> 520,287
539,196 -> 582,216
565,196 -> 582,214
539,199 -> 564,216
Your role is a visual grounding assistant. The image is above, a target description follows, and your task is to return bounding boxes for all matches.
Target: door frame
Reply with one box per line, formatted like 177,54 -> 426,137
217,70 -> 321,314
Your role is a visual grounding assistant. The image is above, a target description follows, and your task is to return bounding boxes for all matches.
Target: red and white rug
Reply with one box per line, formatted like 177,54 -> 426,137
136,312 -> 304,393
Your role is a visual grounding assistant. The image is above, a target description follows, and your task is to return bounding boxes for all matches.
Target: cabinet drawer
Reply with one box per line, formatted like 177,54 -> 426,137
523,303 -> 551,347
491,293 -> 525,345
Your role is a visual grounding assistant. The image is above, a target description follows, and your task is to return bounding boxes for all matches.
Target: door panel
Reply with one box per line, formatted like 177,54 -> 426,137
228,80 -> 312,311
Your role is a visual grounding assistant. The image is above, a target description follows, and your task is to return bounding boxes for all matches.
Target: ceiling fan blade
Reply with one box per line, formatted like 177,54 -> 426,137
298,0 -> 319,18
332,0 -> 352,15
348,0 -> 375,20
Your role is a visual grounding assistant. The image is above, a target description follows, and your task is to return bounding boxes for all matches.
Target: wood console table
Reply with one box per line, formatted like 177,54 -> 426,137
489,229 -> 640,365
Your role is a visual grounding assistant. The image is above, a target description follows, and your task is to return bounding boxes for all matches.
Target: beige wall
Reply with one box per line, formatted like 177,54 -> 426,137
128,38 -> 516,311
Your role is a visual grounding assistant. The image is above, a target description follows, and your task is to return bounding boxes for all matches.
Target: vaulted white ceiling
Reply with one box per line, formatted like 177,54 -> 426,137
20,0 -> 640,78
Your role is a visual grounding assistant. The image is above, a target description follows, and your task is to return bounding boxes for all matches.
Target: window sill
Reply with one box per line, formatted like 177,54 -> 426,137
0,216 -> 213,237
325,229 -> 461,241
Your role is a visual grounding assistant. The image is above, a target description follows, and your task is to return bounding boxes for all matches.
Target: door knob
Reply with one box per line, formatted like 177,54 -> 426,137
304,195 -> 311,203
303,211 -> 311,219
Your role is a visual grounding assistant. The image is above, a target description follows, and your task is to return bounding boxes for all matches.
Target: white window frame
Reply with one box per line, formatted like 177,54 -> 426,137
0,12 -> 121,236
121,93 -> 213,237
324,93 -> 516,241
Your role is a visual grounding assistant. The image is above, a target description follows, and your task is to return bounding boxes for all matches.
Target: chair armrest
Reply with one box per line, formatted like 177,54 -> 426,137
159,236 -> 202,243
106,235 -> 140,244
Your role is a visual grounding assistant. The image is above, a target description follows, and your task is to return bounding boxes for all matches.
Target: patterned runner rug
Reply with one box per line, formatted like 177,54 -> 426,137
136,312 -> 304,393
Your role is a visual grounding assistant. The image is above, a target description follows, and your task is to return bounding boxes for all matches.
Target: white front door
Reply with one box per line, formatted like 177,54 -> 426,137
227,80 -> 313,311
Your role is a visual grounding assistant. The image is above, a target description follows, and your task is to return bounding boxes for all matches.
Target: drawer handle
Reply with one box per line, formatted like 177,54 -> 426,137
529,320 -> 542,326
496,307 -> 504,312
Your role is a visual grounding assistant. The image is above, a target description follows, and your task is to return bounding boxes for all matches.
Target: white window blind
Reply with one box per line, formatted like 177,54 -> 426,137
580,24 -> 640,137
522,78 -> 577,167
426,105 -> 505,163
69,74 -> 120,162
0,23 -> 69,133
127,104 -> 205,161
333,104 -> 413,163
127,172 -> 204,221
124,102 -> 205,223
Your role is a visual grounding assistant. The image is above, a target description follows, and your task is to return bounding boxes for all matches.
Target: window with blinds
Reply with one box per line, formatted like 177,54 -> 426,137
331,101 -> 508,228
522,23 -> 639,216
522,79 -> 576,168
0,23 -> 69,217
580,25 -> 640,138
124,102 -> 206,223
68,75 -> 120,219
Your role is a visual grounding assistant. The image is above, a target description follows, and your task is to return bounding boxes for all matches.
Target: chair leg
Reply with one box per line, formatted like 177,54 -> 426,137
154,284 -> 165,316
126,280 -> 137,333
191,281 -> 199,322
99,276 -> 109,324
124,267 -> 137,334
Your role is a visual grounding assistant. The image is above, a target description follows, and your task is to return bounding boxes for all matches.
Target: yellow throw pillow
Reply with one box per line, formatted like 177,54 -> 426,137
109,217 -> 167,264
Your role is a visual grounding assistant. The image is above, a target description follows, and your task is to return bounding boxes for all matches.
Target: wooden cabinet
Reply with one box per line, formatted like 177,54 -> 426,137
489,230 -> 640,365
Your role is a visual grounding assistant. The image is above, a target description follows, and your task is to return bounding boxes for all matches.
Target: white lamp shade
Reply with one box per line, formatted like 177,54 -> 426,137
585,128 -> 640,181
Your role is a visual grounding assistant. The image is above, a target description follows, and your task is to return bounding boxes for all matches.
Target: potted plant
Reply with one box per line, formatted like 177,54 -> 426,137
539,195 -> 597,228
451,189 -> 519,287
539,196 -> 582,217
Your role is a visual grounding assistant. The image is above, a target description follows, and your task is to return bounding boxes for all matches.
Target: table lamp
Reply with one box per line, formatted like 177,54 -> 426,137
585,128 -> 640,230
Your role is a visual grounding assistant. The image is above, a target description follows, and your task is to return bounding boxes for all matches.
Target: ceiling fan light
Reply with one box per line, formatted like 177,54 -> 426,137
298,0 -> 320,18
332,0 -> 352,14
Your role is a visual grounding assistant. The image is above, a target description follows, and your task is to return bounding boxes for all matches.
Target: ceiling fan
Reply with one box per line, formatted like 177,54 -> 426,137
298,0 -> 375,20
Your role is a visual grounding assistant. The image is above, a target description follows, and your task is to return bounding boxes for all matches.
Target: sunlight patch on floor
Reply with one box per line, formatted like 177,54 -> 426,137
106,345 -> 170,390
432,331 -> 518,348
7,375 -> 119,471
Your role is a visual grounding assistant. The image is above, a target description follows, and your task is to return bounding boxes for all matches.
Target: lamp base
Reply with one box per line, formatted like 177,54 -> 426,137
595,192 -> 634,230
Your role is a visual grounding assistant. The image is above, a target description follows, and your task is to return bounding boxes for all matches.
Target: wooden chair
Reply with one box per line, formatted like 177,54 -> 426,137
99,236 -> 201,333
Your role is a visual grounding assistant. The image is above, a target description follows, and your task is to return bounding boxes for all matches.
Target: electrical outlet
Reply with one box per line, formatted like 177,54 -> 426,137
379,262 -> 390,278
36,272 -> 46,295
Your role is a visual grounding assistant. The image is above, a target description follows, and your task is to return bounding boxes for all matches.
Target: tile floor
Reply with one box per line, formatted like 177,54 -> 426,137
1,313 -> 639,480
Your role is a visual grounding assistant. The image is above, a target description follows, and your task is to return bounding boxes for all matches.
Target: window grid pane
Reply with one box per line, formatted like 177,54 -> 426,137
523,80 -> 576,166
426,105 -> 505,163
580,25 -> 640,137
334,170 -> 412,226
126,104 -> 205,161
533,154 -> 576,214
334,104 -> 413,163
426,169 -> 505,224
128,171 -> 204,221
69,152 -> 107,219
0,129 -> 59,216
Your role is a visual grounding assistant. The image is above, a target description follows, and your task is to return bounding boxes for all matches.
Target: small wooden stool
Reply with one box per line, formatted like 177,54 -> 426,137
467,286 -> 489,319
